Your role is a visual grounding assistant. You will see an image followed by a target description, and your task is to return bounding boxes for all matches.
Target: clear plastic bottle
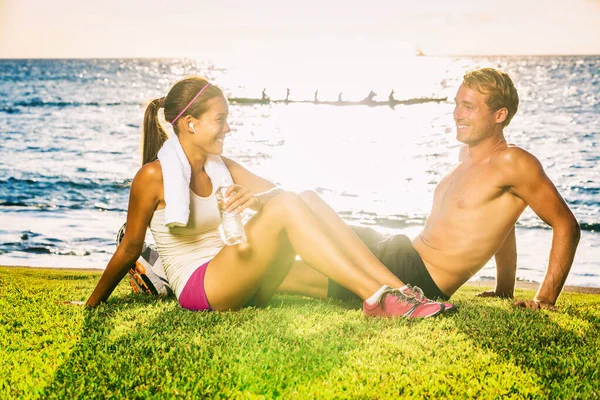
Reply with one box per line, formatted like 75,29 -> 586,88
215,182 -> 247,246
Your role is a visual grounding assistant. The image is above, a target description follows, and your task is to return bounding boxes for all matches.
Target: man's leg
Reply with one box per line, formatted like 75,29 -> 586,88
278,225 -> 390,302
278,225 -> 452,302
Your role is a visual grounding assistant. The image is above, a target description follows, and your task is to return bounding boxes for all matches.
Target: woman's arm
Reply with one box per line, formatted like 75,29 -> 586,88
221,156 -> 284,211
86,162 -> 163,307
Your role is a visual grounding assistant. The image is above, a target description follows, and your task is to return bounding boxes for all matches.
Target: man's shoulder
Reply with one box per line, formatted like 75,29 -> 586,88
492,144 -> 540,168
491,144 -> 545,182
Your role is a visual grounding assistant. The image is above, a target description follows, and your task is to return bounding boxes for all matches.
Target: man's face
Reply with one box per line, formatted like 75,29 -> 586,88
453,85 -> 498,145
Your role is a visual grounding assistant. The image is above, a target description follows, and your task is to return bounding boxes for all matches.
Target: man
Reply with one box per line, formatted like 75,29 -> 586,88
280,67 -> 580,310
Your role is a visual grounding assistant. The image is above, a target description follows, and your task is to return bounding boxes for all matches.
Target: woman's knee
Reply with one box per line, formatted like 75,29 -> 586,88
261,190 -> 304,217
298,190 -> 321,210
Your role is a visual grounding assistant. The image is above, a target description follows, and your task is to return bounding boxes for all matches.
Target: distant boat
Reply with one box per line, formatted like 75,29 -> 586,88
227,96 -> 447,107
415,48 -> 426,57
228,97 -> 271,105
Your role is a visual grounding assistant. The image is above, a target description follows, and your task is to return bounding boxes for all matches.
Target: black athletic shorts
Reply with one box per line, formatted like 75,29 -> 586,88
327,226 -> 450,301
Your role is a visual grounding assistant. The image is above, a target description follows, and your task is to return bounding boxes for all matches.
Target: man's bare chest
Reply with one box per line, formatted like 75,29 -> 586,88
434,163 -> 505,210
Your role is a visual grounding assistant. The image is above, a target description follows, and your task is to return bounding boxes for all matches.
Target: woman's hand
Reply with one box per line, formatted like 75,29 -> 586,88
222,184 -> 261,213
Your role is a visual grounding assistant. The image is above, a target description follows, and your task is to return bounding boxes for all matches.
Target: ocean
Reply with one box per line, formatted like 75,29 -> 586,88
0,56 -> 598,287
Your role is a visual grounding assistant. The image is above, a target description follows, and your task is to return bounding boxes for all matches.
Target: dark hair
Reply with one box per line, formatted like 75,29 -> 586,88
462,68 -> 519,127
141,76 -> 224,165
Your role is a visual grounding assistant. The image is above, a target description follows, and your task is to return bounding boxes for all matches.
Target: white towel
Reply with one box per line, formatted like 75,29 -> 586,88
157,135 -> 234,228
204,155 -> 233,188
157,135 -> 192,228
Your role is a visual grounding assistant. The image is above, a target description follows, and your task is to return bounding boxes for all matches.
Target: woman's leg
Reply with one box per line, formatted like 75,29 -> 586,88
251,233 -> 296,307
204,192 -> 385,311
277,259 -> 329,299
298,190 -> 403,287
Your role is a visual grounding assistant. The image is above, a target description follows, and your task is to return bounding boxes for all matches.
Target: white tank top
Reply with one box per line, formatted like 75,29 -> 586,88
149,155 -> 231,299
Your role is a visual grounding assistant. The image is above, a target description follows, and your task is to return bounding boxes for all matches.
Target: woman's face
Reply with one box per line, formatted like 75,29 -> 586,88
189,96 -> 230,155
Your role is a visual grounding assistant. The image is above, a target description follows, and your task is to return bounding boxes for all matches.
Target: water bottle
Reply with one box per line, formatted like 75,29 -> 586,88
215,182 -> 247,246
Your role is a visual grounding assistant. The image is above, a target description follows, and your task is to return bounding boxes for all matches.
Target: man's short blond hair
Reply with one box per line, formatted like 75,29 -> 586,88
463,68 -> 519,127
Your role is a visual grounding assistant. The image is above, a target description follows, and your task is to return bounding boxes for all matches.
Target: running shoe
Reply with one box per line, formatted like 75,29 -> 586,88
403,284 -> 456,314
127,262 -> 154,295
363,287 -> 444,318
117,223 -> 173,297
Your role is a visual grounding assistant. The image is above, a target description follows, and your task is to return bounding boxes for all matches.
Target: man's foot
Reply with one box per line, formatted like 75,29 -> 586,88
403,284 -> 456,314
363,287 -> 444,318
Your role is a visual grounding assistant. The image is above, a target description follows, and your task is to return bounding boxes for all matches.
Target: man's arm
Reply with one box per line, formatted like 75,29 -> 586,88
501,148 -> 580,308
478,226 -> 517,298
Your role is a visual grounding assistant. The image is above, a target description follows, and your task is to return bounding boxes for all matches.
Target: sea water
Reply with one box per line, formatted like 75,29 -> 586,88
0,56 -> 598,286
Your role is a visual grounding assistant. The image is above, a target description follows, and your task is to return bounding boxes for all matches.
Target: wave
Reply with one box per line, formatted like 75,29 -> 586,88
0,244 -> 92,256
338,211 -> 426,228
1,99 -> 133,111
0,177 -> 129,211
336,211 -> 600,232
0,176 -> 126,191
1,107 -> 21,114
579,222 -> 600,232
569,186 -> 600,195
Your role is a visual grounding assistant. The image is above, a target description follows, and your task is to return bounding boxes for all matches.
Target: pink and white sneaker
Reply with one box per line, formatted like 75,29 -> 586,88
403,284 -> 456,314
363,286 -> 444,319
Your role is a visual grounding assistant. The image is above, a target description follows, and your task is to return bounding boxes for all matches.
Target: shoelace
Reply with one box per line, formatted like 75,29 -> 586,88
378,287 -> 416,306
405,284 -> 427,303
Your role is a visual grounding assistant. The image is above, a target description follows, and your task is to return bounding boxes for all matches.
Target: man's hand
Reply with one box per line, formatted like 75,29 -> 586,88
476,289 -> 514,299
513,299 -> 557,310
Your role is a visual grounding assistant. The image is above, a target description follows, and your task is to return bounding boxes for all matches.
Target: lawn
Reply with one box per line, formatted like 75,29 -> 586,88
1,267 -> 599,399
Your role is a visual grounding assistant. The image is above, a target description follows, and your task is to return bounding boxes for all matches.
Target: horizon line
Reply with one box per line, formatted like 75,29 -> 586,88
1,53 -> 600,61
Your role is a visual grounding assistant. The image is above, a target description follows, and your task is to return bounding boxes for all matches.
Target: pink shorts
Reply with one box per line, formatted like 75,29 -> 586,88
179,261 -> 212,311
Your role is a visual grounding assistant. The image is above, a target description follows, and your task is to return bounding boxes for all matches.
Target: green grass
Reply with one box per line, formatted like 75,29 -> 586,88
1,267 -> 599,399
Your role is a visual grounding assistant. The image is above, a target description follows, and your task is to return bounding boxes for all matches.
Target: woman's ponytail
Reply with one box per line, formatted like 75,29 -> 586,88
141,97 -> 168,165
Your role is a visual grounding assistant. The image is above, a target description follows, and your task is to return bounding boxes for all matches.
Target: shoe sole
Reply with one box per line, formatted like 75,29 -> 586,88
127,264 -> 158,296
410,303 -> 445,318
363,302 -> 445,319
442,303 -> 458,314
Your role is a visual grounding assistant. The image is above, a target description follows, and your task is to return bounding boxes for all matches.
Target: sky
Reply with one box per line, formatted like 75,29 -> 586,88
1,0 -> 599,61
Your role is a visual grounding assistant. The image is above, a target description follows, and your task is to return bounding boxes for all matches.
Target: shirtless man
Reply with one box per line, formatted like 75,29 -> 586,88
280,67 -> 580,310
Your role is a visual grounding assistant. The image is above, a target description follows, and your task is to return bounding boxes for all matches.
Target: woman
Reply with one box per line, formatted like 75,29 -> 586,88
87,77 -> 452,318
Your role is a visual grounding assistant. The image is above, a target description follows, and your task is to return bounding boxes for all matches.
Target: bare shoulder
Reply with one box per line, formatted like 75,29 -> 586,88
219,155 -> 250,175
135,160 -> 163,181
132,160 -> 163,193
219,155 -> 274,191
492,144 -> 543,170
219,155 -> 242,170
491,144 -> 547,184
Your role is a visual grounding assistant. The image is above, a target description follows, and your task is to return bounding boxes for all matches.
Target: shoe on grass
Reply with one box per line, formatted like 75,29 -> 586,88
363,287 -> 444,318
403,284 -> 456,314
127,263 -> 152,295
118,223 -> 173,297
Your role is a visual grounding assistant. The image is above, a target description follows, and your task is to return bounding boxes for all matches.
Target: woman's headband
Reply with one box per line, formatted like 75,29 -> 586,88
170,82 -> 212,125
